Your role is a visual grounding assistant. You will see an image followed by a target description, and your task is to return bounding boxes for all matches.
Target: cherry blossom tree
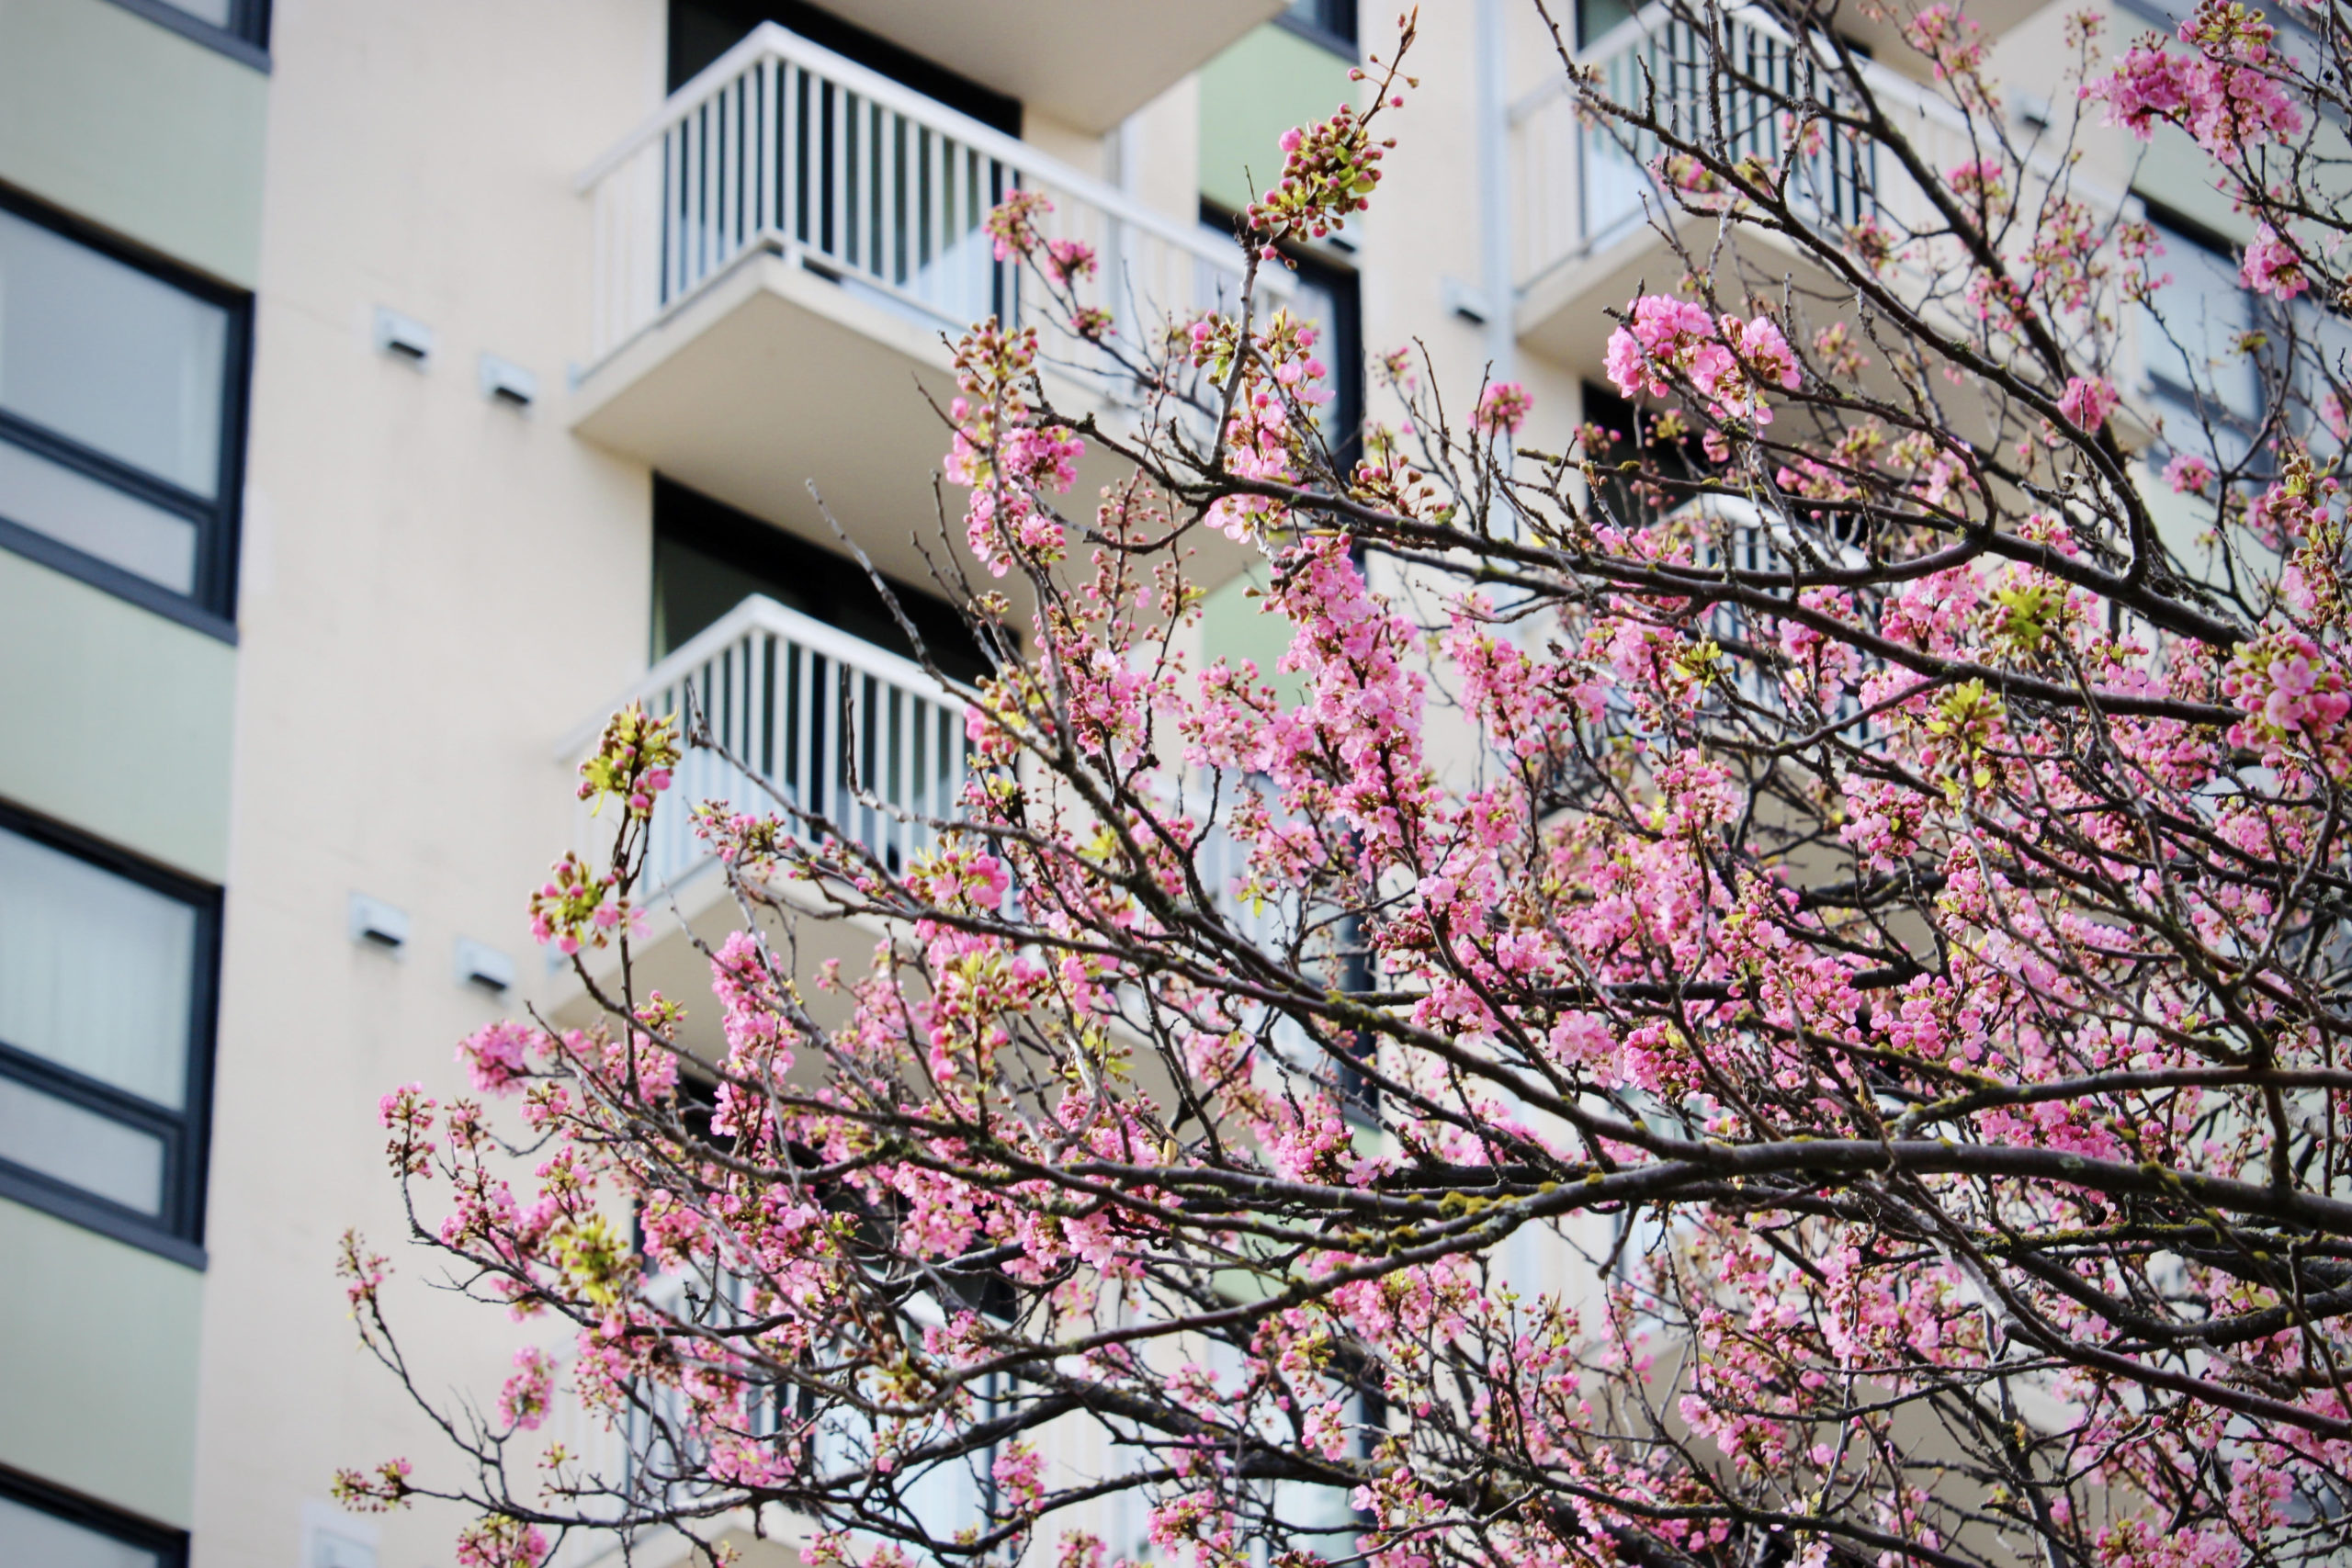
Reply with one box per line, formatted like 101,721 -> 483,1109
337,4 -> 2352,1566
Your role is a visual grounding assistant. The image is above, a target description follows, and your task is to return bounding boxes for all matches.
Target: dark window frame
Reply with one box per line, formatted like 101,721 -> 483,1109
0,1466 -> 189,1568
1278,0 -> 1359,56
0,799 -> 221,1270
96,0 -> 270,71
0,183 -> 253,643
1201,204 -> 1365,469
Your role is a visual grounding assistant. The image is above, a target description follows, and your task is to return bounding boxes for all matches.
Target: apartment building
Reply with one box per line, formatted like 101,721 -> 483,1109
0,0 -> 2254,1565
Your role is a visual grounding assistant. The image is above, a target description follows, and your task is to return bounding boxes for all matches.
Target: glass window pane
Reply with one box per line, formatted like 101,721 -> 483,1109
0,827 -> 197,1109
2142,223 -> 2258,424
0,1496 -> 161,1568
0,208 -> 229,498
0,435 -> 199,592
651,530 -> 814,660
0,1075 -> 167,1216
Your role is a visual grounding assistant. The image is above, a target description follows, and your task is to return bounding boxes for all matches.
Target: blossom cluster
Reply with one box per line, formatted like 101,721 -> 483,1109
943,317 -> 1084,576
2085,0 -> 2303,155
1602,295 -> 1801,430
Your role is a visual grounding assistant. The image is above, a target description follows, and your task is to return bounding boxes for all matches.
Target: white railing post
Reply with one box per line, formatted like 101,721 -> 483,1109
560,596 -> 974,897
1506,2 -> 1909,299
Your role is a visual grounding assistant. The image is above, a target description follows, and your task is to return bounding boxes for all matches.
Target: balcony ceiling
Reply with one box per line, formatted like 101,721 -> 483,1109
1519,219 -> 2120,459
1839,0 -> 2051,81
545,859 -> 874,1060
569,250 -> 1257,615
1518,220 -> 1860,385
815,0 -> 1290,132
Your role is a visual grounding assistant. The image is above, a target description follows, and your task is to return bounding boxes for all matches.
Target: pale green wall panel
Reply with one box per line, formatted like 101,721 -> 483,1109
0,549 -> 235,882
1201,560 -> 1306,706
0,1198 -> 203,1527
0,0 -> 266,287
1199,25 -> 1357,218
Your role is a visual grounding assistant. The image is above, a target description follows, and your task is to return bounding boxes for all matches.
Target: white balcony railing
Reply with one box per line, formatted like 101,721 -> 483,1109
580,21 -> 1261,364
570,595 -> 972,896
1510,4 -> 1882,295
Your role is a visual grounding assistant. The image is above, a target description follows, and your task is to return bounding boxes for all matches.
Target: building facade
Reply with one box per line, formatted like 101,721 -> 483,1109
0,0 -> 2253,1564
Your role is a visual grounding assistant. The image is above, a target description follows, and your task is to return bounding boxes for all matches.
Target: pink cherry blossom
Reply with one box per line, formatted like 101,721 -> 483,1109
2241,222 -> 2308,299
2163,451 -> 2216,493
2057,374 -> 2118,432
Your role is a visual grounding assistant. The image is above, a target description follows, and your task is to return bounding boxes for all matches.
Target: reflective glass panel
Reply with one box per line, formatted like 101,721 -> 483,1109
0,1076 -> 167,1215
0,1495 -> 162,1568
0,207 -> 230,498
0,825 -> 197,1109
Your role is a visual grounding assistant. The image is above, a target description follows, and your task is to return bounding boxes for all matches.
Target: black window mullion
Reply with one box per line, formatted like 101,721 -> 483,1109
0,1039 -> 191,1134
0,1053 -> 194,1230
0,412 -> 219,526
203,235 -> 254,625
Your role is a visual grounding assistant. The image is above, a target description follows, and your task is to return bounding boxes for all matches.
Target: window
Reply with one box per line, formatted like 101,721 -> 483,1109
1576,0 -> 1639,49
667,0 -> 1021,130
0,193 -> 250,633
1580,378 -> 1713,525
0,808 -> 220,1263
101,0 -> 268,68
1277,245 -> 1364,463
1202,207 -> 1364,466
0,1469 -> 187,1568
652,477 -> 992,682
2139,208 -> 2262,462
1281,0 -> 1358,52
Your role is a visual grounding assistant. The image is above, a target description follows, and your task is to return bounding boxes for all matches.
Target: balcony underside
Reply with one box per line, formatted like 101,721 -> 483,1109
571,249 -> 1256,603
813,0 -> 1289,133
546,853 -> 883,1064
1517,219 -> 1855,386
1838,0 -> 2052,77
1518,209 -> 2155,446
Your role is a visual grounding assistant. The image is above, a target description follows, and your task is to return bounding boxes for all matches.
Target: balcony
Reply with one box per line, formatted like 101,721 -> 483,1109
550,594 -> 968,1050
1508,4 -> 1973,378
571,593 -> 969,897
570,23 -> 1266,598
800,0 -> 1289,134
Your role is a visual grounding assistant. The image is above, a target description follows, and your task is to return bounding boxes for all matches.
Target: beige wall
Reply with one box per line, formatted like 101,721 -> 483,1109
0,1198 -> 205,1527
193,2 -> 660,1564
0,0 -> 266,286
1119,74 -> 1204,228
